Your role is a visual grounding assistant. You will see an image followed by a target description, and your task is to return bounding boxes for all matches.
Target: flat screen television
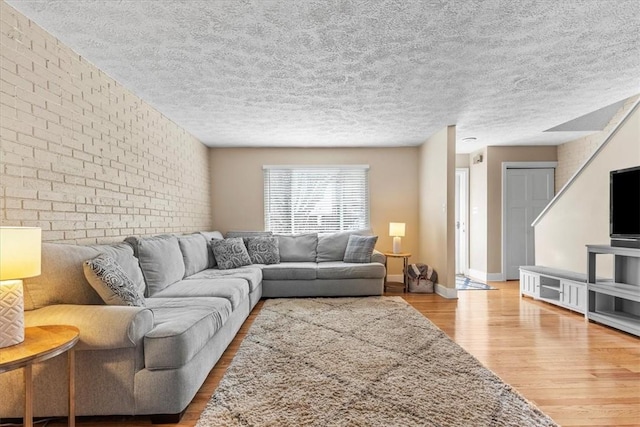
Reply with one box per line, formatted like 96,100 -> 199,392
610,165 -> 640,246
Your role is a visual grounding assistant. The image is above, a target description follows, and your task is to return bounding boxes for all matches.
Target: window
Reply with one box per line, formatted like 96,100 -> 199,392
263,165 -> 370,234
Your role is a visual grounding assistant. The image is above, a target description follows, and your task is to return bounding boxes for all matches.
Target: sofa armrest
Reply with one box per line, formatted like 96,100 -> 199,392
372,249 -> 386,264
25,304 -> 154,351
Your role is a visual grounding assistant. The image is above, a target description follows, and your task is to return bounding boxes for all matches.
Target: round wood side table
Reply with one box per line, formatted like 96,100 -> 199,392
0,325 -> 80,427
384,252 -> 412,292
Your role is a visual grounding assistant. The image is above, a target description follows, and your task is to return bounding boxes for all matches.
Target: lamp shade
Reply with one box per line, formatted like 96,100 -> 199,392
0,227 -> 41,281
389,222 -> 406,237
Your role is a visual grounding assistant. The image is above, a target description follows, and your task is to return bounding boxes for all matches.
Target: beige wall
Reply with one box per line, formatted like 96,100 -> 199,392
209,147 -> 419,275
456,153 -> 470,168
535,101 -> 640,276
0,1 -> 212,243
418,126 -> 456,292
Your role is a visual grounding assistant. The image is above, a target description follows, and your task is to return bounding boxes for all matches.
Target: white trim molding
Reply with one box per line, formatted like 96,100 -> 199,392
487,273 -> 504,282
436,284 -> 458,299
468,268 -> 487,282
467,269 -> 504,282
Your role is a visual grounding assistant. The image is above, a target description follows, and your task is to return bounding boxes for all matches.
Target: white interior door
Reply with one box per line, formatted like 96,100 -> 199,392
455,168 -> 469,276
505,168 -> 554,280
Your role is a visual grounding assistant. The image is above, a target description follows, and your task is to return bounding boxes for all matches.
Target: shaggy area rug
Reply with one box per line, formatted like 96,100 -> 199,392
196,297 -> 556,427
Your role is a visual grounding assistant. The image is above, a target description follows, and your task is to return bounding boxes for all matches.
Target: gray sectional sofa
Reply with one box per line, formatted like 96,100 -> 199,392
0,229 -> 385,422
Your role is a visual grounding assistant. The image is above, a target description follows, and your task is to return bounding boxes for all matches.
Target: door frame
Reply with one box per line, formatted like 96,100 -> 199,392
501,162 -> 557,281
455,168 -> 469,276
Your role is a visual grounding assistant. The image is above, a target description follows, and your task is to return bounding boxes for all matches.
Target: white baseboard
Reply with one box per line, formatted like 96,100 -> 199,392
436,284 -> 458,299
465,270 -> 504,283
487,272 -> 504,282
467,269 -> 487,282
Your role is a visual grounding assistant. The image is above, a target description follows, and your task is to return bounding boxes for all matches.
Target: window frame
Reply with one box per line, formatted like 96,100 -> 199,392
263,164 -> 371,234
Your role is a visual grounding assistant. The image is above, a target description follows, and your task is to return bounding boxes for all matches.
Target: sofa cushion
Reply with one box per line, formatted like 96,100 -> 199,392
210,237 -> 252,270
343,235 -> 379,263
225,230 -> 273,239
276,233 -> 318,262
198,231 -> 224,268
316,261 -> 386,280
199,231 -> 224,240
125,235 -> 186,296
83,254 -> 146,306
22,242 -> 145,310
246,236 -> 280,265
261,262 -> 318,280
186,267 -> 262,293
371,250 -> 386,265
144,297 -> 233,370
316,229 -> 372,262
151,278 -> 249,310
178,234 -> 210,277
25,304 -> 153,351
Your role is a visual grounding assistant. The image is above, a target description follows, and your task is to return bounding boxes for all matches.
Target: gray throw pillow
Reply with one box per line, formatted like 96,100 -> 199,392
84,254 -> 146,306
211,237 -> 252,270
343,235 -> 379,263
246,236 -> 280,265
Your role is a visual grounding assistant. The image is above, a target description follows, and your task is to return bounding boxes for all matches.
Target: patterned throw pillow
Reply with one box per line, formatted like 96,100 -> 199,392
343,235 -> 379,263
246,236 -> 280,265
84,254 -> 146,306
210,237 -> 252,270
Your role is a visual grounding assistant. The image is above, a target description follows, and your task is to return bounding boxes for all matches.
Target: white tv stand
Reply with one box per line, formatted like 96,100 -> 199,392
520,246 -> 640,336
586,244 -> 640,337
519,266 -> 587,314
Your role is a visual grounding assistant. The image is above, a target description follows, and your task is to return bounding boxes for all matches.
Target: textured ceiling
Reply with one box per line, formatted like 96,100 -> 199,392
5,0 -> 640,153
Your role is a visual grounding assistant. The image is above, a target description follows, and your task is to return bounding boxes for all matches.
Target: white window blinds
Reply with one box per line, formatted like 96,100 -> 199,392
263,165 -> 370,234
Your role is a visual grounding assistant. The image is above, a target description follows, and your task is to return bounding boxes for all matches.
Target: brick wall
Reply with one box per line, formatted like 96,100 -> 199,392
0,1 -> 212,243
555,95 -> 638,193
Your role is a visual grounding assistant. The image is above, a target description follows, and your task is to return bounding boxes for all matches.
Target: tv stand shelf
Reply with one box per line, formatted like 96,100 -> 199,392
589,281 -> 639,300
587,244 -> 640,337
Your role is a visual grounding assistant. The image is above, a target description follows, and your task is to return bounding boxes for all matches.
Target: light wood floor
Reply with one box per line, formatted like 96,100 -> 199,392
47,281 -> 639,427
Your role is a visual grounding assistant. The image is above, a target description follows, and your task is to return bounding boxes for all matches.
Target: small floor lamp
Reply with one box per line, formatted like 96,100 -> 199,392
389,222 -> 405,254
0,227 -> 41,348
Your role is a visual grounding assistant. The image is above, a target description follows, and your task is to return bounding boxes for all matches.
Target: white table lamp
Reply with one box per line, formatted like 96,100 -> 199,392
0,227 -> 41,348
389,222 -> 406,254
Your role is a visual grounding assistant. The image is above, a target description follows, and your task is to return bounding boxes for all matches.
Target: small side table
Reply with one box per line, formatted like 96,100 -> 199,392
0,325 -> 80,427
384,252 -> 412,292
